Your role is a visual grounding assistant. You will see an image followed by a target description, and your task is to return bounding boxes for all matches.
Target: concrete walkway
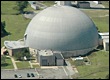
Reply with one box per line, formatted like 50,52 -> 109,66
6,56 -> 18,70
65,61 -> 75,76
29,61 -> 33,68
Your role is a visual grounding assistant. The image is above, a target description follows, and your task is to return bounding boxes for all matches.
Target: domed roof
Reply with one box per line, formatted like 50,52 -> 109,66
24,5 -> 98,51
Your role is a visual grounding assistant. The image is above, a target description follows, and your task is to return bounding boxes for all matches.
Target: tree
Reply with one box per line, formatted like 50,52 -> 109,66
13,1 -> 29,14
14,51 -> 23,60
105,74 -> 109,79
14,48 -> 31,61
1,21 -> 6,37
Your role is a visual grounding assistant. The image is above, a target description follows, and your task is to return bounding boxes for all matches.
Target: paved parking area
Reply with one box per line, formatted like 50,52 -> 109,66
37,66 -> 69,79
1,66 -> 70,79
1,68 -> 38,79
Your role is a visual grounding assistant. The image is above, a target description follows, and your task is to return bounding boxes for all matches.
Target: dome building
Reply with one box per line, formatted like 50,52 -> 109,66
24,5 -> 99,58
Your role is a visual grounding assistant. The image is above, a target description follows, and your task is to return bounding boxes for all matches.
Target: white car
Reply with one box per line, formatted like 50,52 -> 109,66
19,75 -> 22,78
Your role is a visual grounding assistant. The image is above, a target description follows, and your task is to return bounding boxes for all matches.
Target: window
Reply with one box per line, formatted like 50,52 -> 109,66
24,33 -> 27,40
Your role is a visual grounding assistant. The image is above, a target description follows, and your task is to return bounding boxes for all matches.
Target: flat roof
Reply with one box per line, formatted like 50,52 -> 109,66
102,36 -> 109,39
38,50 -> 53,56
4,41 -> 27,49
98,32 -> 109,36
103,38 -> 109,43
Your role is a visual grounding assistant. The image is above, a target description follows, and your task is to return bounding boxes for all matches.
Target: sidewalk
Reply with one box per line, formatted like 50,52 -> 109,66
7,56 -> 18,70
65,61 -> 76,76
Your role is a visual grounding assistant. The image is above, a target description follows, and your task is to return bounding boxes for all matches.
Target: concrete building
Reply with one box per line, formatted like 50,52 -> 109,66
29,1 -> 39,10
98,32 -> 109,51
55,1 -> 71,6
93,1 -> 101,4
37,50 -> 64,66
24,5 -> 99,58
4,41 -> 28,56
77,1 -> 90,8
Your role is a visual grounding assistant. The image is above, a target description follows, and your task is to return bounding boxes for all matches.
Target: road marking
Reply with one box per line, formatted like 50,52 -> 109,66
62,66 -> 68,76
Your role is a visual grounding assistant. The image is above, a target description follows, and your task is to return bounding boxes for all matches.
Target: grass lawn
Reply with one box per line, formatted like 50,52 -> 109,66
81,9 -> 109,32
38,1 -> 55,7
81,71 -> 109,79
33,64 -> 40,68
1,57 -> 14,69
16,61 -> 30,69
70,51 -> 109,79
101,1 -> 109,8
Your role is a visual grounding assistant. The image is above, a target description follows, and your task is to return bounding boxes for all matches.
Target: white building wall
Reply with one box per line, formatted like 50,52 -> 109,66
56,1 -> 71,6
103,42 -> 109,51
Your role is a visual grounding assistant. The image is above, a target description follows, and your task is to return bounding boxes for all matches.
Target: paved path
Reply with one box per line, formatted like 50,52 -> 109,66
29,61 -> 33,68
65,61 -> 75,76
6,56 -> 18,70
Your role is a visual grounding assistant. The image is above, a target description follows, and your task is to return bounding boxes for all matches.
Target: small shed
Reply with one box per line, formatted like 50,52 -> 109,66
31,4 -> 39,10
75,56 -> 83,61
55,1 -> 71,6
77,2 -> 90,8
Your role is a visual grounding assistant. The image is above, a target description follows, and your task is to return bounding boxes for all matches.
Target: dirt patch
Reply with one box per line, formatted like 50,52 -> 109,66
99,14 -> 109,17
41,66 -> 58,69
91,73 -> 97,76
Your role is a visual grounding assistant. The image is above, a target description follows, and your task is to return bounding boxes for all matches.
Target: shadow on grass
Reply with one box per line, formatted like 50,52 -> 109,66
1,31 -> 11,38
16,58 -> 35,61
82,49 -> 99,57
78,7 -> 109,10
1,63 -> 11,67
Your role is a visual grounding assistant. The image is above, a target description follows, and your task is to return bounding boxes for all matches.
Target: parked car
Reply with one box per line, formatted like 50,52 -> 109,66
31,73 -> 35,77
27,73 -> 30,77
14,74 -> 18,78
19,75 -> 22,78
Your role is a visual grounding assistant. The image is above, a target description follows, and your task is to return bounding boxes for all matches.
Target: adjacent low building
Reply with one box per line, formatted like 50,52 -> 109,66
77,1 -> 90,8
98,32 -> 109,51
4,41 -> 28,56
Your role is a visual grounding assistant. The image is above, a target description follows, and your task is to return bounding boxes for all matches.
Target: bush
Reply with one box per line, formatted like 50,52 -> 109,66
83,58 -> 88,62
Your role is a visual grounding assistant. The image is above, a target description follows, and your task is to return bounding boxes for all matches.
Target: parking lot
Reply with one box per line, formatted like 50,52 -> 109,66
1,66 -> 70,79
1,68 -> 38,79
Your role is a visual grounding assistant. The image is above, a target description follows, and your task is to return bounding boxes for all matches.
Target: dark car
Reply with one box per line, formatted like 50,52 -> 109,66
31,73 -> 35,77
27,73 -> 30,77
14,74 -> 18,78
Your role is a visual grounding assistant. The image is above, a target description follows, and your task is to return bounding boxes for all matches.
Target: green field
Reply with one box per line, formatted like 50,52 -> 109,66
82,9 -> 109,32
38,1 -> 55,7
70,51 -> 109,79
16,61 -> 30,69
1,57 -> 14,69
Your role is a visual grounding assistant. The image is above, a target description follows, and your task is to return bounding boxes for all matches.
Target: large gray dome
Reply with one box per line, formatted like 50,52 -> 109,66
24,5 -> 98,51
